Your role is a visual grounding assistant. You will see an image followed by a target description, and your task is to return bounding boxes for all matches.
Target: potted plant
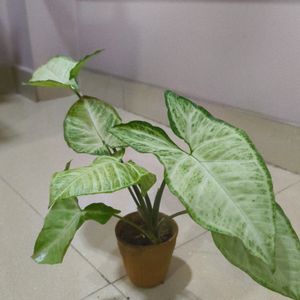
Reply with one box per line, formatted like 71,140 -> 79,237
29,51 -> 300,299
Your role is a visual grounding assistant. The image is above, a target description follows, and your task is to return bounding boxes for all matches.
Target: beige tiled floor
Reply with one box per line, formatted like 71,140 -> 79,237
1,94 -> 299,300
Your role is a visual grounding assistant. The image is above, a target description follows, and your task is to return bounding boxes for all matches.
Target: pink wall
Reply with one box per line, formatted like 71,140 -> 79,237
4,0 -> 300,126
77,1 -> 300,126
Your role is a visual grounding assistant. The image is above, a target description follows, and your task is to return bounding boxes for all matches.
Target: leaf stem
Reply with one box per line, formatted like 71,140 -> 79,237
169,210 -> 188,219
128,186 -> 141,208
156,210 -> 188,231
144,193 -> 153,213
132,185 -> 149,217
152,180 -> 166,226
71,88 -> 82,98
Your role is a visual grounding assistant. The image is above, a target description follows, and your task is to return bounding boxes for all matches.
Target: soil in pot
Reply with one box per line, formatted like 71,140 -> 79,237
115,212 -> 178,288
118,216 -> 173,246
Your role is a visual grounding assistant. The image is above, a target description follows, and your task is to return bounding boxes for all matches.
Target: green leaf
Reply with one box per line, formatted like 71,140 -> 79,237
70,49 -> 103,79
27,50 -> 102,89
27,56 -> 79,89
128,161 -> 157,197
112,149 -> 125,160
64,96 -> 126,155
111,92 -> 276,268
83,202 -> 120,224
32,197 -> 119,264
64,160 -> 72,171
32,197 -> 82,264
50,155 -> 156,207
212,204 -> 300,300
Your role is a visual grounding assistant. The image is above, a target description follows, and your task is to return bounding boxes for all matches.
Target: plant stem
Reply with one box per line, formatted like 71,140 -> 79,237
128,186 -> 141,208
169,210 -> 188,219
132,185 -> 147,212
72,88 -> 82,98
132,185 -> 153,230
144,193 -> 153,213
156,210 -> 188,231
111,146 -> 154,235
152,180 -> 166,226
110,149 -> 142,208
113,214 -> 158,243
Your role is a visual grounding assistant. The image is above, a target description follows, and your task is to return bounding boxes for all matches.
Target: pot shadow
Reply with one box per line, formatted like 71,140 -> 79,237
118,256 -> 201,299
81,221 -> 203,299
155,256 -> 201,300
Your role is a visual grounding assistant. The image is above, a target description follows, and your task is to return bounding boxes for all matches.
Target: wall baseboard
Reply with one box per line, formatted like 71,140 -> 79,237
13,66 -> 37,101
3,66 -> 299,173
0,65 -> 15,95
79,69 -> 300,174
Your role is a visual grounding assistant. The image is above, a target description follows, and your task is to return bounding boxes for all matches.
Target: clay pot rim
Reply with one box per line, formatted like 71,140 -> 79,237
115,211 -> 179,249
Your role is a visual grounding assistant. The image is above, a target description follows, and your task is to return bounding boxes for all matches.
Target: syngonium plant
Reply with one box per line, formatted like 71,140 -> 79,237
29,51 -> 300,300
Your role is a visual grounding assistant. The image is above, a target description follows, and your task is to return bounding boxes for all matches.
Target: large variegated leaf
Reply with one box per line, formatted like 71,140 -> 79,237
213,204 -> 300,300
111,103 -> 275,267
64,96 -> 125,155
50,156 -> 156,207
164,90 -> 276,265
32,197 -> 119,264
27,50 -> 101,89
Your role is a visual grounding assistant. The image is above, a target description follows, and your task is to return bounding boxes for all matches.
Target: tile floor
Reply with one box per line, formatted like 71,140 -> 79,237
0,94 -> 299,300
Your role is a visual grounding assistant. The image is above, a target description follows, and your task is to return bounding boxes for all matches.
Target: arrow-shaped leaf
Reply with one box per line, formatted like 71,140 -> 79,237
110,91 -> 276,268
50,156 -> 156,207
64,96 -> 126,155
27,50 -> 102,89
32,197 -> 119,264
212,204 -> 300,300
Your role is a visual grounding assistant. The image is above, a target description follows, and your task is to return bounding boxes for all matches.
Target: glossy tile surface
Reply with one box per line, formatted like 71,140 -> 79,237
268,164 -> 300,193
83,285 -> 126,300
115,233 -> 290,300
277,181 -> 300,233
0,178 -> 107,300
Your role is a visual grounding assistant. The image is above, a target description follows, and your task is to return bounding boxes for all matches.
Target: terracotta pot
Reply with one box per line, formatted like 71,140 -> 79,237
115,212 -> 178,288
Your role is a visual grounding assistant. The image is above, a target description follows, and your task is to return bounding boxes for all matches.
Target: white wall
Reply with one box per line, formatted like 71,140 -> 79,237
77,1 -> 300,126
3,1 -> 300,126
4,0 -> 33,69
24,0 -> 78,69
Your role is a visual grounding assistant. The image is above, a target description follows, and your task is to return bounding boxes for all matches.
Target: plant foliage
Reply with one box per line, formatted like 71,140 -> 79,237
31,52 -> 300,299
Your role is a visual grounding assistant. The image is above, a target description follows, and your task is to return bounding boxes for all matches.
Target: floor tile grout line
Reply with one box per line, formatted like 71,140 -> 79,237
80,283 -> 111,300
0,175 -> 112,288
0,175 -> 43,218
275,179 -> 300,195
175,230 -> 209,251
267,162 -> 300,176
112,282 -> 131,299
70,244 -> 111,284
1,174 -> 180,297
111,274 -> 127,284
